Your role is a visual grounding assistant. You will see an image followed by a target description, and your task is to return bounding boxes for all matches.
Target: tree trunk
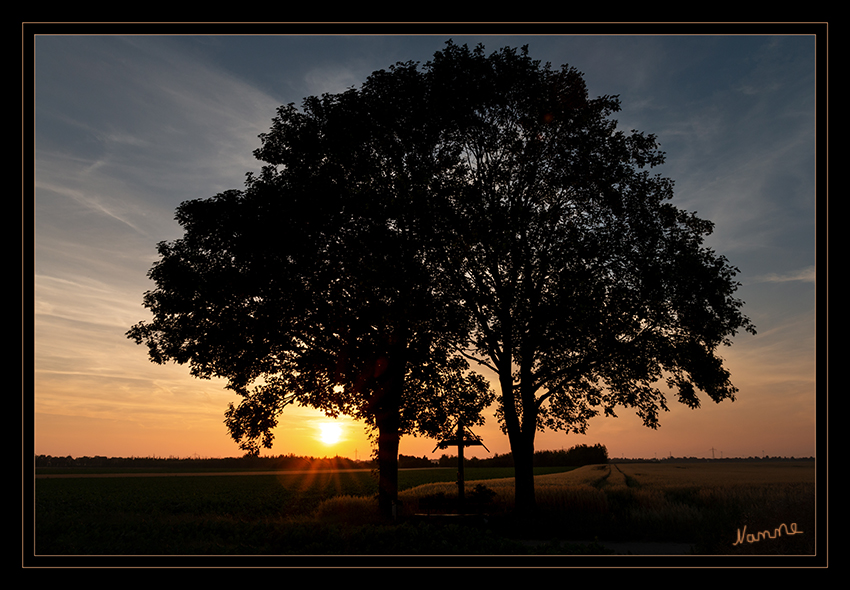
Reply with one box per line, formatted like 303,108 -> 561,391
511,432 -> 537,516
515,374 -> 539,516
376,411 -> 400,519
496,350 -> 539,516
496,348 -> 538,516
373,347 -> 405,520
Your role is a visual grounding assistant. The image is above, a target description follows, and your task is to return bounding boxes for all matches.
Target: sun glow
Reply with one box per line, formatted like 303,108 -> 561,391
318,422 -> 343,445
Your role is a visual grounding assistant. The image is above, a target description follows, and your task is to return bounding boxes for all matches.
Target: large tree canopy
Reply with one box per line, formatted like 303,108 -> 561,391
127,58 -> 494,516
424,42 -> 756,512
129,40 -> 755,517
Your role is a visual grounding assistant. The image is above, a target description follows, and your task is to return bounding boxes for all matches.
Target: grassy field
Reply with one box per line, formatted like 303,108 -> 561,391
32,466 -> 570,556
32,462 -> 817,558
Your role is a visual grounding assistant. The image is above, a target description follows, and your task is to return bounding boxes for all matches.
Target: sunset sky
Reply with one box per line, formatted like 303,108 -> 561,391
28,26 -> 823,462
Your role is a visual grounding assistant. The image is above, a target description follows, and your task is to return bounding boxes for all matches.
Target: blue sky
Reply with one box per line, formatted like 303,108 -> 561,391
29,28 -> 822,460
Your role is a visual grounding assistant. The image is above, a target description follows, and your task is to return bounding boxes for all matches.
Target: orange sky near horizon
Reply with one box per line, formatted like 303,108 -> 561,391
33,300 -> 817,462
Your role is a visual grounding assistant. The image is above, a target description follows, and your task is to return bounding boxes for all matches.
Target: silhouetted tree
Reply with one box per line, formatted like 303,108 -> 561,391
128,39 -> 755,519
425,42 -> 756,514
562,443 -> 609,466
127,59 -> 493,517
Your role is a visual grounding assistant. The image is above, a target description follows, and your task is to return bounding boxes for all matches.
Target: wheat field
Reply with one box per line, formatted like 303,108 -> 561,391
394,461 -> 816,554
530,460 -> 814,486
399,461 -> 815,507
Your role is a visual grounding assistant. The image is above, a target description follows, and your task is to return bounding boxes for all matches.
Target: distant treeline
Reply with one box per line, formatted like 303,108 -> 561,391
33,453 -> 370,471
35,444 -> 609,470
36,444 -> 809,471
621,455 -> 816,463
422,443 -> 610,469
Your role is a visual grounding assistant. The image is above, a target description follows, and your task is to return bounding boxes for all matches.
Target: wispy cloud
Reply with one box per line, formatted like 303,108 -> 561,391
36,178 -> 148,236
754,266 -> 816,283
303,63 -> 366,96
36,36 -> 281,213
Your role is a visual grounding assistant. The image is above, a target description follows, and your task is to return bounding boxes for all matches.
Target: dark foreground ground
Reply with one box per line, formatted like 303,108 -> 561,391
29,463 -> 820,566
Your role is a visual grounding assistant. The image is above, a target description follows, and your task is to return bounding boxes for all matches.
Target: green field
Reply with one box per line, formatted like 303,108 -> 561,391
31,462 -> 817,559
32,467 -> 572,556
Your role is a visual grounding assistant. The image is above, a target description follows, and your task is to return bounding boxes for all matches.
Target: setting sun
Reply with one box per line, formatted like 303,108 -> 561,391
318,422 -> 343,445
